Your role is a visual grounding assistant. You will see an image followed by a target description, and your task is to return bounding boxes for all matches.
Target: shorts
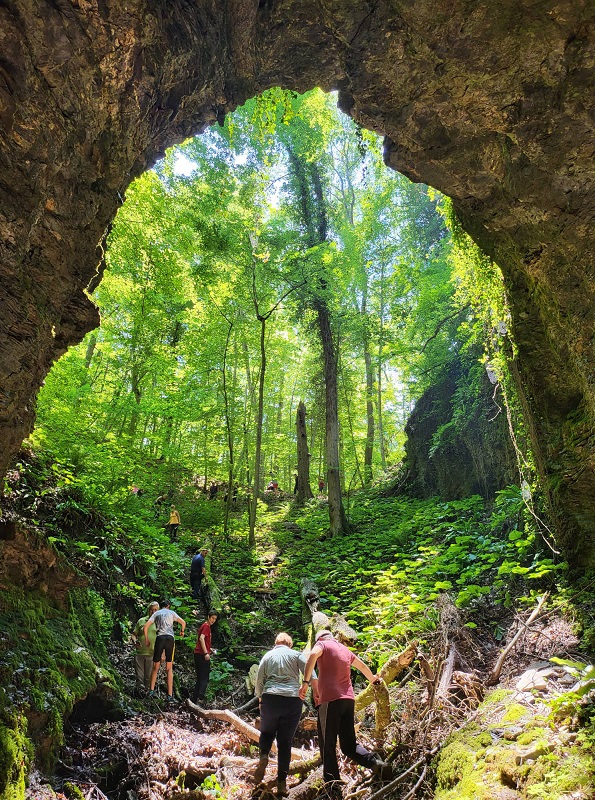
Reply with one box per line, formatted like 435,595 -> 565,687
153,634 -> 175,663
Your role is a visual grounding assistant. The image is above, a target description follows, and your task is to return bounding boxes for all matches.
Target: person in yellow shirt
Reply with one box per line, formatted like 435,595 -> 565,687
168,505 -> 180,541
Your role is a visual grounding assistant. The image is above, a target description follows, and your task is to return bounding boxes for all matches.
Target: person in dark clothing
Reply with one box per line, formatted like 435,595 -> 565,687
190,547 -> 208,600
252,632 -> 312,797
192,612 -> 218,704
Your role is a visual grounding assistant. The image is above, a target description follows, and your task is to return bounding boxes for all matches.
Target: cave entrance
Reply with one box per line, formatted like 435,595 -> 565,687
30,87 -> 510,508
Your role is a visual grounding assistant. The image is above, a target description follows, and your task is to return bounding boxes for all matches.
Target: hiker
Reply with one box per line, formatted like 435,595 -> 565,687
144,599 -> 186,705
299,630 -> 389,789
208,482 -> 218,500
190,547 -> 208,601
168,504 -> 180,540
252,632 -> 313,797
153,492 -> 168,519
132,600 -> 159,694
192,611 -> 218,705
318,477 -> 325,493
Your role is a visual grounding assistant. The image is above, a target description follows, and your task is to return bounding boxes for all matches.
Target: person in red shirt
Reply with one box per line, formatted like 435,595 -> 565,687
299,630 -> 389,789
192,612 -> 218,704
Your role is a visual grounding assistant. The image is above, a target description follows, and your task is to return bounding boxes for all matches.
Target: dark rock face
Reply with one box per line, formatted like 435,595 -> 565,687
402,359 -> 518,502
1,1 -> 594,565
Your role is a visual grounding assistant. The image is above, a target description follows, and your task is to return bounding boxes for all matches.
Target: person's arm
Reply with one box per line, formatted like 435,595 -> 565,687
299,645 -> 322,700
352,654 -> 380,684
254,658 -> 266,702
143,618 -> 154,648
175,614 -> 186,637
199,632 -> 209,659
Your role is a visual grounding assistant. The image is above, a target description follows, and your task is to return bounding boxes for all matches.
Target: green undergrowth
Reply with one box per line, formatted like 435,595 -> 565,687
433,689 -> 595,799
3,449 -> 593,799
259,486 -> 568,664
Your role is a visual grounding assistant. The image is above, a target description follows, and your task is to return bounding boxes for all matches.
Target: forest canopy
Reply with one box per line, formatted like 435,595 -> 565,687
32,89 -> 511,520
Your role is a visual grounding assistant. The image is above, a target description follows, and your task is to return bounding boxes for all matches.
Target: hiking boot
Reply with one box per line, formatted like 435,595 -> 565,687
277,779 -> 288,797
147,689 -> 156,699
253,754 -> 269,784
165,695 -> 175,706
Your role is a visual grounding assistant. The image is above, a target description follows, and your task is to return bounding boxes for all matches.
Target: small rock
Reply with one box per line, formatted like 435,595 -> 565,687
516,669 -> 548,692
503,726 -> 524,741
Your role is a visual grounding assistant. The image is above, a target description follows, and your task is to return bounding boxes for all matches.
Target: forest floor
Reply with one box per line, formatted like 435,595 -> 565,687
3,457 -> 593,800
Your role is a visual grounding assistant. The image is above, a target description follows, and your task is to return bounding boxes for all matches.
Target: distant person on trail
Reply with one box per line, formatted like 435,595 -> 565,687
318,477 -> 325,493
299,630 -> 390,790
192,611 -> 218,705
132,601 -> 159,694
168,505 -> 180,540
208,482 -> 218,500
144,599 -> 186,705
252,632 -> 313,797
190,547 -> 208,600
153,492 -> 169,519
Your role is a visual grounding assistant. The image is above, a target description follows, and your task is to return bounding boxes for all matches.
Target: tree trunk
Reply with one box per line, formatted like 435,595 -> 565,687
377,264 -> 387,470
316,301 -> 350,536
362,285 -> 375,484
249,317 -> 266,547
295,401 -> 313,505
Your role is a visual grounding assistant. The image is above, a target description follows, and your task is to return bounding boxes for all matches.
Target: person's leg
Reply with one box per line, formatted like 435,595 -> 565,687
190,576 -> 202,600
149,661 -> 160,691
134,653 -> 145,692
336,699 -> 377,769
254,695 -> 278,783
276,697 -> 303,781
193,654 -> 211,701
143,656 -> 153,690
163,636 -> 175,699
318,701 -> 341,783
259,695 -> 278,756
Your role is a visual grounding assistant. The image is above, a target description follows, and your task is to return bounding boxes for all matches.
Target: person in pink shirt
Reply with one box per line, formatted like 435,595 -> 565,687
299,630 -> 389,790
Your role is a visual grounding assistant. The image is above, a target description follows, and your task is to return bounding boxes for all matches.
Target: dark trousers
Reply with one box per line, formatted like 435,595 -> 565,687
317,698 -> 376,782
260,694 -> 303,781
190,575 -> 202,600
193,653 -> 211,702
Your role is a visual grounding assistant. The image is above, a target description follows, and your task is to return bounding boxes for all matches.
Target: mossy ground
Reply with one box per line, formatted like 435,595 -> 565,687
434,689 -> 595,800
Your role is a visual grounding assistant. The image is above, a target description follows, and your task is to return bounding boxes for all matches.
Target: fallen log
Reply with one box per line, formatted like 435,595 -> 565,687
233,696 -> 259,715
286,766 -> 325,800
288,753 -> 322,775
354,644 -> 417,712
487,593 -> 548,685
435,644 -> 456,702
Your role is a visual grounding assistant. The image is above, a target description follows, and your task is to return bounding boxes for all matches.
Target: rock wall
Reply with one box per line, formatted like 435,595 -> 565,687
402,359 -> 518,502
1,1 -> 594,566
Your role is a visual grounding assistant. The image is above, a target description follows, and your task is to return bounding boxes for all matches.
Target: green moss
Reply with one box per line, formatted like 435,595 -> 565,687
0,586 -> 117,796
63,782 -> 85,800
482,688 -> 512,706
0,714 -> 32,800
517,727 -> 549,746
435,725 -> 493,792
501,702 -> 531,723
